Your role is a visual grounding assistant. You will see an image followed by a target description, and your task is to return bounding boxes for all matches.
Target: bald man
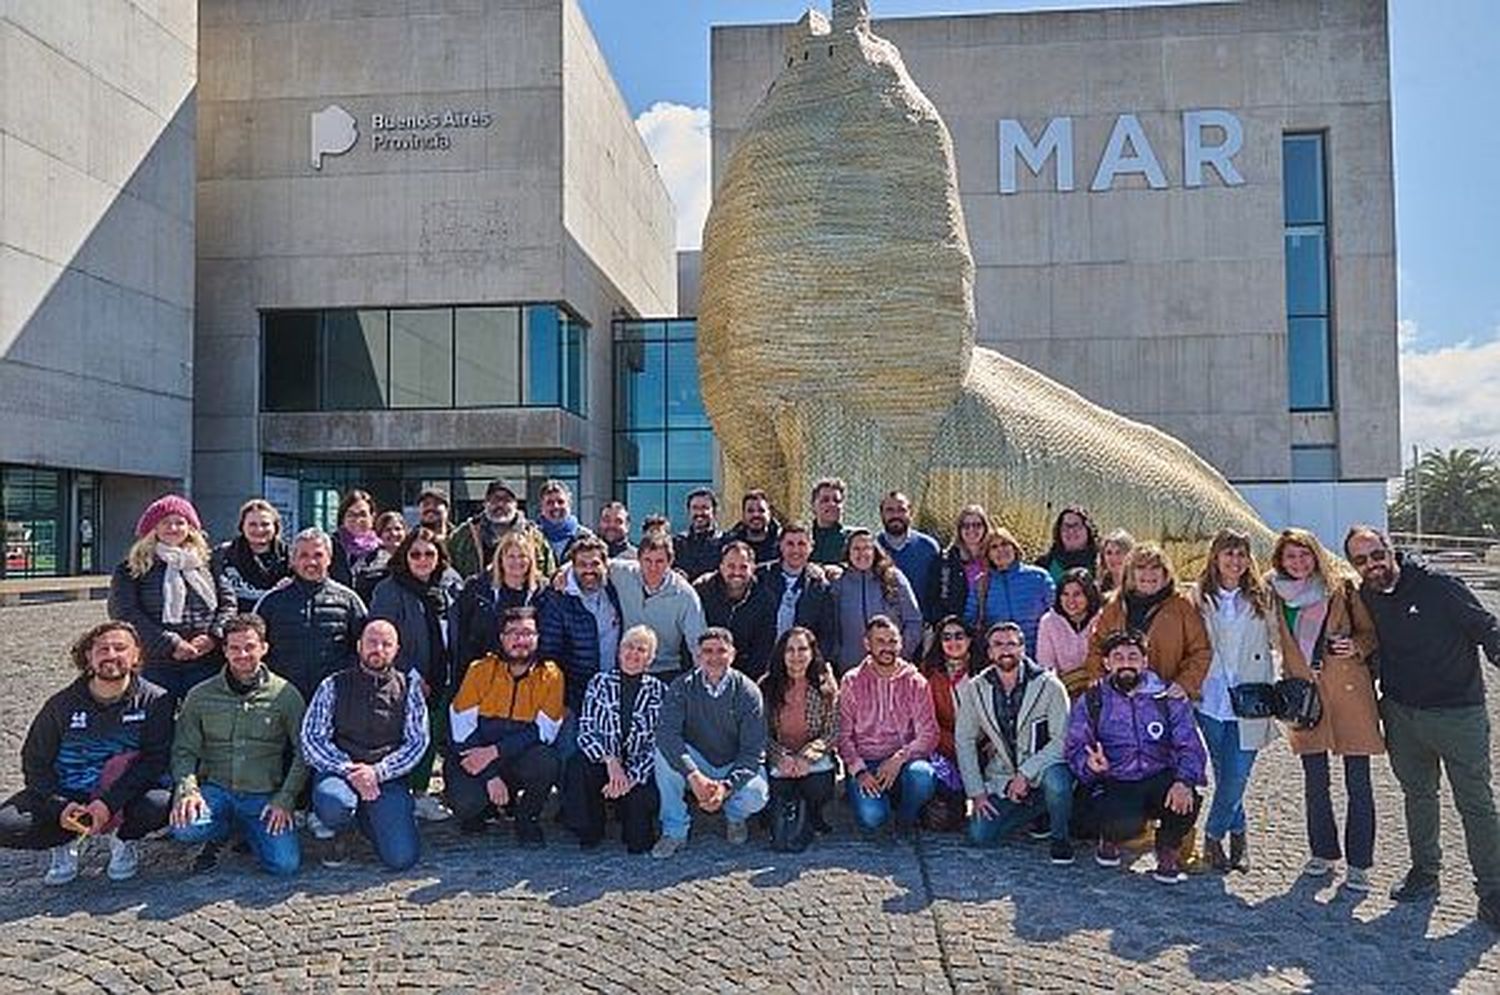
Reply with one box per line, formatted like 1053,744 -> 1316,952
300,620 -> 429,870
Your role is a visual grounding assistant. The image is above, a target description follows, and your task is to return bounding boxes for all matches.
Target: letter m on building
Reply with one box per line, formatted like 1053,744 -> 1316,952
999,118 -> 1074,194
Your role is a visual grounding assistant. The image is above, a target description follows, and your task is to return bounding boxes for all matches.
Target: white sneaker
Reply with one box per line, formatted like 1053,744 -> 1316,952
106,834 -> 139,881
651,835 -> 686,860
413,794 -> 452,822
306,812 -> 335,841
1345,866 -> 1374,892
45,839 -> 81,886
1302,856 -> 1335,877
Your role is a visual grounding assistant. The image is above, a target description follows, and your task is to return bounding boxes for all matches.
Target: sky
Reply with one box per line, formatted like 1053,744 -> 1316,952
578,0 -> 1500,461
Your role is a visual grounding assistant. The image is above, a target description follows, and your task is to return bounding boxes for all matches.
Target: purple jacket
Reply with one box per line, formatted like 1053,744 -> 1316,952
1064,671 -> 1206,787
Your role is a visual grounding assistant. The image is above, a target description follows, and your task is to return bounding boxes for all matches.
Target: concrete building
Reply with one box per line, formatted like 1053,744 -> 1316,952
194,0 -> 675,535
0,1 -> 197,576
706,0 -> 1399,542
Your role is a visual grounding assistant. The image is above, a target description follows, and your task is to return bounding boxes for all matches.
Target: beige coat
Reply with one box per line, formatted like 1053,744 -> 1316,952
1188,585 -> 1280,752
1270,578 -> 1384,757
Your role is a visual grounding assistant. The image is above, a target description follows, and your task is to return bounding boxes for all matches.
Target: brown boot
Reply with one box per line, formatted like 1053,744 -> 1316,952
1204,835 -> 1230,872
1229,831 -> 1250,872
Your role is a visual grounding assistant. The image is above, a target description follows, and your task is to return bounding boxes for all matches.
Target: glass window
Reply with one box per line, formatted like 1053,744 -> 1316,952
1,466 -> 63,578
624,482 -> 669,523
526,306 -> 562,406
618,432 -> 666,481
323,310 -> 388,410
390,309 -> 453,408
1284,230 -> 1327,317
455,307 -> 521,407
667,319 -> 697,341
666,429 -> 715,480
618,341 -> 666,429
1287,317 -> 1332,410
1291,446 -> 1338,482
263,312 -> 320,411
563,318 -> 587,415
666,341 -> 710,428
1283,135 -> 1325,226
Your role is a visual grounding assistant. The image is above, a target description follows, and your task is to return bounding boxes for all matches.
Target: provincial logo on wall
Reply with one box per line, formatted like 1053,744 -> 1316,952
310,104 -> 358,170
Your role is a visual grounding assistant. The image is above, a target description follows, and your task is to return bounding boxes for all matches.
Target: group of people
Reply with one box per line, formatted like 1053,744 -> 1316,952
2,478 -> 1498,929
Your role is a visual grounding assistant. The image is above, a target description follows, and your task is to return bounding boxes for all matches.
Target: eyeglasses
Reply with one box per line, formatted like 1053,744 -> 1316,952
940,631 -> 969,642
1350,548 -> 1390,568
408,549 -> 439,560
960,521 -> 985,531
992,641 -> 1024,650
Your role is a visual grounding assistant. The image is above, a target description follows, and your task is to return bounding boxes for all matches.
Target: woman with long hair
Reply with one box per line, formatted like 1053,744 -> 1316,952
108,495 -> 235,707
829,529 -> 922,672
937,504 -> 992,619
211,498 -> 290,613
454,530 -> 547,679
1035,567 -> 1102,698
1097,529 -> 1135,595
1036,507 -> 1100,585
329,489 -> 381,593
1267,527 -> 1382,891
965,528 -> 1056,654
368,526 -> 464,823
919,616 -> 975,831
1190,529 -> 1279,873
759,627 -> 840,847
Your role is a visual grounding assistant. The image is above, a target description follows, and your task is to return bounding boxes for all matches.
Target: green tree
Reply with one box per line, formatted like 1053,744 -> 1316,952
1388,447 -> 1500,536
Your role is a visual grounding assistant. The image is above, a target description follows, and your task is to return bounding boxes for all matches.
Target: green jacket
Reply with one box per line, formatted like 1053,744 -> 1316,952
447,512 -> 556,579
172,666 -> 308,811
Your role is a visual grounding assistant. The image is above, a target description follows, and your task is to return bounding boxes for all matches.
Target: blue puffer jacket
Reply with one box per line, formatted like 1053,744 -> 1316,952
964,561 -> 1056,652
536,584 -> 624,712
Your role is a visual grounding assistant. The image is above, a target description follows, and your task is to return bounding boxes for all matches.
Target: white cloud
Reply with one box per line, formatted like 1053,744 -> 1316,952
635,102 -> 711,250
1399,323 -> 1500,454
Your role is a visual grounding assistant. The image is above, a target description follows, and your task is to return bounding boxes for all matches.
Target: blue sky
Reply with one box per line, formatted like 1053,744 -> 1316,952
578,0 -> 1500,454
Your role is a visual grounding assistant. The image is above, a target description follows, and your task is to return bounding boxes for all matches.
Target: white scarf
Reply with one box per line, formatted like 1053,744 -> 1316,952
156,544 -> 217,624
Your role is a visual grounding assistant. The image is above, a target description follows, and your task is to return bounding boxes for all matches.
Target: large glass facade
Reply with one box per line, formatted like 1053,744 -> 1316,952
1,466 -> 100,578
1283,134 -> 1333,411
614,318 -> 715,529
262,305 -> 587,416
262,457 -> 581,535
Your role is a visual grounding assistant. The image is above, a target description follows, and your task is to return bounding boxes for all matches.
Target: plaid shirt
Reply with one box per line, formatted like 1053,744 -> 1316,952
576,671 -> 665,787
300,667 -> 429,783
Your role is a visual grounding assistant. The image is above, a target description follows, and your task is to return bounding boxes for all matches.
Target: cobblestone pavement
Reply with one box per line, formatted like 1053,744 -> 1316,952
2,600 -> 1499,993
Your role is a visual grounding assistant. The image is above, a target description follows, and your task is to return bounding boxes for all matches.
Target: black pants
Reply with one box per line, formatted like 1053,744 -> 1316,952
1086,771 -> 1201,848
0,787 -> 172,850
769,769 -> 836,825
564,758 -> 660,853
1301,752 -> 1375,869
444,743 -> 559,827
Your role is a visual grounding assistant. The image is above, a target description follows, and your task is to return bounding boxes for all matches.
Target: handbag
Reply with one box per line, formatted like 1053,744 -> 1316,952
769,793 -> 811,853
1228,682 -> 1280,719
1275,677 -> 1323,729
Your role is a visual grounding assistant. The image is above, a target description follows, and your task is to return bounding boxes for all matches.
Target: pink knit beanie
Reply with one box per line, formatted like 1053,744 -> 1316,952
136,494 -> 202,538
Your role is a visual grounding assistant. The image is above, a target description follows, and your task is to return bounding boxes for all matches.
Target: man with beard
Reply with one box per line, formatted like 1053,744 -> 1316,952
0,621 -> 173,885
538,536 -> 624,727
301,620 -> 429,870
877,491 -> 942,624
674,488 -> 725,582
448,480 -> 554,580
417,487 -> 451,540
537,480 -> 593,564
725,489 -> 780,566
836,615 -> 939,838
255,528 -> 366,705
1347,525 -> 1500,927
694,541 -> 776,680
956,622 -> 1075,864
446,607 -> 564,846
1065,629 -> 1206,884
756,522 -> 838,656
596,501 -> 637,560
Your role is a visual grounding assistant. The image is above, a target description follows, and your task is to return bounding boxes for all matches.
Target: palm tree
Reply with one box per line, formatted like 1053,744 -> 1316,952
1388,448 -> 1500,536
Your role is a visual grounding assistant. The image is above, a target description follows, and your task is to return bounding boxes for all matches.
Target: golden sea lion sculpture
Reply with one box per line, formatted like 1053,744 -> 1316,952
698,0 -> 1277,563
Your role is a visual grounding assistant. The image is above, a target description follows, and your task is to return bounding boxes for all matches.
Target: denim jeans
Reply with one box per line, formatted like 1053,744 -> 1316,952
1197,712 -> 1259,839
1300,752 -> 1374,870
846,757 -> 937,830
653,746 -> 769,840
312,773 -> 420,871
170,783 -> 301,876
967,763 -> 1074,846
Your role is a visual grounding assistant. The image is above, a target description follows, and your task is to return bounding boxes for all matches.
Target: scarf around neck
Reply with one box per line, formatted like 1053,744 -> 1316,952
1271,574 -> 1330,662
539,514 -> 581,545
1123,584 -> 1174,633
338,526 -> 381,559
155,543 -> 218,625
225,536 -> 288,592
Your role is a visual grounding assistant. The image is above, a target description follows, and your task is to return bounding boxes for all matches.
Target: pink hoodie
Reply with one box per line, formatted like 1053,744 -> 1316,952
836,659 -> 939,775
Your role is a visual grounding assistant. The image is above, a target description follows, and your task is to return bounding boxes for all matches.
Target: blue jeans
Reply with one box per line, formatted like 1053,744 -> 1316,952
312,773 -> 420,871
1197,711 -> 1258,838
169,783 -> 301,876
846,757 -> 937,830
967,763 -> 1075,846
653,746 -> 769,840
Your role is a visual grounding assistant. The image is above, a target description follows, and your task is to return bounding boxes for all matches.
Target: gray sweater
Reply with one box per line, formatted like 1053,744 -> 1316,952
656,667 -> 766,791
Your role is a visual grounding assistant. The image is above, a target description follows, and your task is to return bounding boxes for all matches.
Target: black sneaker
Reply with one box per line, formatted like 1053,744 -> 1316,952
516,820 -> 545,849
1479,892 -> 1500,930
1050,839 -> 1075,866
1390,869 -> 1441,903
191,840 -> 223,874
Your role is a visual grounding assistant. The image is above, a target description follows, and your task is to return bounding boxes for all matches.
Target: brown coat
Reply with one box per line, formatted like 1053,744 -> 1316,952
1270,579 -> 1384,757
1084,590 -> 1213,699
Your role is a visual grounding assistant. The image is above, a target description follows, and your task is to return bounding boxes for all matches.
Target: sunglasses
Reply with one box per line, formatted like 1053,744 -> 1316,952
940,631 -> 969,642
408,549 -> 439,560
1349,548 -> 1390,568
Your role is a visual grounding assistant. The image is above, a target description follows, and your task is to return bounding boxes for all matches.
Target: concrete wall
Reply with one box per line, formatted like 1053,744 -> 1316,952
196,0 -> 675,531
1,1 -> 196,483
710,0 -> 1399,500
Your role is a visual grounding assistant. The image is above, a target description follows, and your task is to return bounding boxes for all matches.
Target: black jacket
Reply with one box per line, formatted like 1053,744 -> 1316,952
21,675 -> 173,812
694,572 -> 777,680
936,546 -> 977,620
724,521 -> 781,568
256,576 -> 368,702
1360,556 -> 1500,710
108,559 -> 237,664
754,561 -> 838,659
674,528 -> 725,584
453,576 -> 544,688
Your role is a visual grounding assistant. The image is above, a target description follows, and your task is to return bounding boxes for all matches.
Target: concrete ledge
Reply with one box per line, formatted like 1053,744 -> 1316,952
0,575 -> 111,607
260,408 -> 590,457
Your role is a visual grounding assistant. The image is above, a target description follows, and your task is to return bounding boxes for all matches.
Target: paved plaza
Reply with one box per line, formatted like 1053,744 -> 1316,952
1,600 -> 1498,993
